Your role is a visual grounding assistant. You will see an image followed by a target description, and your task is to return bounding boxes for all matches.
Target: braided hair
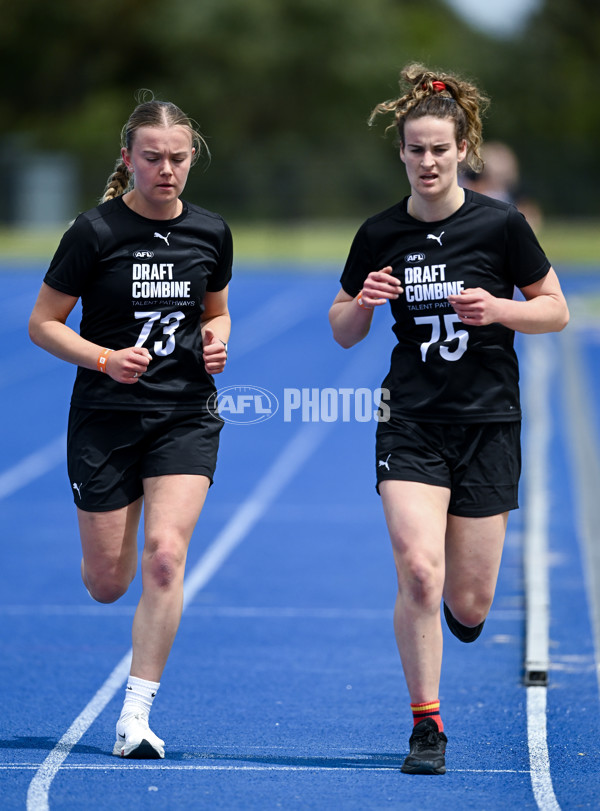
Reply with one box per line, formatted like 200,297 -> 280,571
100,90 -> 208,203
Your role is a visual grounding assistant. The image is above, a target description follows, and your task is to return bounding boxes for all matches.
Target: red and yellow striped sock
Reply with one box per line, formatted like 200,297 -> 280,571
411,700 -> 443,732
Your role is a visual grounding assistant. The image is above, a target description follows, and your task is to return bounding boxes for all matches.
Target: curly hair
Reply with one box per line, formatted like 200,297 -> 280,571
369,63 -> 489,173
101,90 -> 208,203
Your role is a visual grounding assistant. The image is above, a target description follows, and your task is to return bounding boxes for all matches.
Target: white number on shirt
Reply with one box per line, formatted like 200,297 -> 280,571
134,310 -> 185,356
414,314 -> 469,362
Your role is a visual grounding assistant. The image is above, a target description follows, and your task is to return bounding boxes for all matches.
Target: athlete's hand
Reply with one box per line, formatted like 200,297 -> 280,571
106,346 -> 152,384
448,288 -> 502,326
202,327 -> 227,374
358,266 -> 403,309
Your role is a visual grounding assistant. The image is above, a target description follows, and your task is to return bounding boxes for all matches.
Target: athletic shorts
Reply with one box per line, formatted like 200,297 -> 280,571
375,417 -> 521,518
67,407 -> 223,512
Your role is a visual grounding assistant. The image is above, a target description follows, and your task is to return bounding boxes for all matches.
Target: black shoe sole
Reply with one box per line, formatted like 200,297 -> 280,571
121,739 -> 163,759
401,758 -> 446,775
443,602 -> 485,643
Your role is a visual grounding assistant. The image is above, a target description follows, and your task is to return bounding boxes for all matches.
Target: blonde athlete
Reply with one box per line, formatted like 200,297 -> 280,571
329,64 -> 568,774
29,95 -> 232,759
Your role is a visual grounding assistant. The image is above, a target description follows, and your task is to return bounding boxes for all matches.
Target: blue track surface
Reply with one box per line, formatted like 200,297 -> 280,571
1,265 -> 599,810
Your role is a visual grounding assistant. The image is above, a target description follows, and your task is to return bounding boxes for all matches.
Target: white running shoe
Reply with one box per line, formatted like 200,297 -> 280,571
113,713 -> 165,759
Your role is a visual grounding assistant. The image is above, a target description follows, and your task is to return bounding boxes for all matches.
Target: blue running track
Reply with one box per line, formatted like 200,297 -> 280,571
1,263 -> 599,810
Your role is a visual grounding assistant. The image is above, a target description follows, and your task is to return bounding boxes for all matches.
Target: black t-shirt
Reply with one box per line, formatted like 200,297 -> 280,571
44,196 -> 233,411
340,189 -> 551,422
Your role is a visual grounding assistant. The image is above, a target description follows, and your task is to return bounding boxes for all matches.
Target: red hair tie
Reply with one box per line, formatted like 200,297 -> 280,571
431,80 -> 447,92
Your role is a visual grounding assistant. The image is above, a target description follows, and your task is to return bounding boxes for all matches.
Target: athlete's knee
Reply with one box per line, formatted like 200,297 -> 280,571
142,542 -> 186,591
82,559 -> 135,603
395,551 -> 443,610
83,573 -> 131,604
445,590 -> 493,627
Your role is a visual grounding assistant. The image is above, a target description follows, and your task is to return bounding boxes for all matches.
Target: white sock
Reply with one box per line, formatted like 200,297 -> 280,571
120,675 -> 160,722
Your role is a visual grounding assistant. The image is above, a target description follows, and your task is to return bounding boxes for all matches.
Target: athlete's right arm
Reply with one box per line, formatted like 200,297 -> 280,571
29,282 -> 150,384
328,266 -> 402,348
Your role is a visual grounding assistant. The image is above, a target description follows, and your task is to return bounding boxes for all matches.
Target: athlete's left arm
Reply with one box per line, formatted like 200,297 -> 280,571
447,268 -> 569,334
201,286 -> 230,374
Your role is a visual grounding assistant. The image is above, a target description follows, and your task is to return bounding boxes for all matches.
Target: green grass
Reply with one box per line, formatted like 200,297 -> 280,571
534,221 -> 600,268
1,219 -> 599,268
0,222 -> 356,267
0,228 -> 66,264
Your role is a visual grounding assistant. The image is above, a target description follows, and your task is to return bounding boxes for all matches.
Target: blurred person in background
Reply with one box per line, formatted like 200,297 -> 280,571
329,63 -> 568,775
29,93 -> 232,759
461,140 -> 543,231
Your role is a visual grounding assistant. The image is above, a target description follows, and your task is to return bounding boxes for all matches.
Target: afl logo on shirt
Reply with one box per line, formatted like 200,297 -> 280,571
133,250 -> 154,259
405,252 -> 425,263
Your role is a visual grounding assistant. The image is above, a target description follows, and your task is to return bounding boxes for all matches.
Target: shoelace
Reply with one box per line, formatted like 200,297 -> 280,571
412,726 -> 444,749
414,731 -> 435,745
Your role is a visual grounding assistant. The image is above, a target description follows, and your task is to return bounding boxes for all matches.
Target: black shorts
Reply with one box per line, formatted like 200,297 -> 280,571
375,417 -> 521,518
67,407 -> 223,513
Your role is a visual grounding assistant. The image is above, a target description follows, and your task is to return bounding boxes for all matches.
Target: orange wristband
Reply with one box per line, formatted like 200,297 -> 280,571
357,293 -> 373,310
97,348 -> 113,373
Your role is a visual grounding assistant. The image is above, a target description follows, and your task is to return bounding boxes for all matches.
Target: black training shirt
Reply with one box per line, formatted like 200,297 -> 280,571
340,189 -> 551,422
44,197 -> 232,411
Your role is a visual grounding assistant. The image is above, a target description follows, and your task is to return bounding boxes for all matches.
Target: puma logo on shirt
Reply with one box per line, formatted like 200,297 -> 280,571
154,232 -> 171,246
426,231 -> 445,246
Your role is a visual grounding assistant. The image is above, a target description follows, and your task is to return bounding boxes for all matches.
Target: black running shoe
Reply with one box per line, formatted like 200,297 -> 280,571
443,601 -> 485,643
401,718 -> 447,775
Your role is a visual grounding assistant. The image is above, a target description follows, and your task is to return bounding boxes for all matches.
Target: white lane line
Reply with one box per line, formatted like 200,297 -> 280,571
522,333 -> 560,811
527,687 -> 560,811
26,655 -> 132,811
25,318 -> 390,811
0,435 -> 66,501
0,604 -> 524,621
11,763 -> 532,773
1,604 -> 392,619
182,420 -> 329,610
